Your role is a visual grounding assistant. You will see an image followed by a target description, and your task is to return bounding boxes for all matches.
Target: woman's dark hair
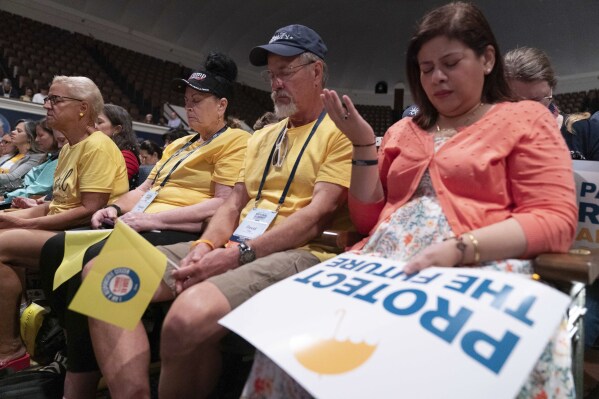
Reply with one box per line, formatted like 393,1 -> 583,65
205,52 -> 238,84
36,117 -> 58,153
406,1 -> 512,129
15,118 -> 42,153
162,127 -> 190,145
205,52 -> 238,116
253,111 -> 280,131
102,104 -> 140,157
140,139 -> 163,160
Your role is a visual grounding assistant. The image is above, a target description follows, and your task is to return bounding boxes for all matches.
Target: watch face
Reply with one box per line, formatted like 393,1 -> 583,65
239,243 -> 256,265
240,251 -> 256,264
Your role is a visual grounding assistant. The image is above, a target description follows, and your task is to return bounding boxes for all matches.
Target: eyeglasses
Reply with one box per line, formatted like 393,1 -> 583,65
43,95 -> 83,106
260,61 -> 315,84
272,129 -> 288,168
540,95 -> 553,106
534,91 -> 553,106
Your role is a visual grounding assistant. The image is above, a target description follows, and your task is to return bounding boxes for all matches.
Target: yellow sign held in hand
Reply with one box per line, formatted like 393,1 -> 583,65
69,221 -> 167,330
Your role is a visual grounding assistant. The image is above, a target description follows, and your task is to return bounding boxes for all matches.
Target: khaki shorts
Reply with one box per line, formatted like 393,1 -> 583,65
156,242 -> 320,309
157,241 -> 193,295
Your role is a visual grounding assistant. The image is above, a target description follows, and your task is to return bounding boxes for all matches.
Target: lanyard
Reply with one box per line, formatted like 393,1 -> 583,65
255,110 -> 326,209
152,126 -> 228,188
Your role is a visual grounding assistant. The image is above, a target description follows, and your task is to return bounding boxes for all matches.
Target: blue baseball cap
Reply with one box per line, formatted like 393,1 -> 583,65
249,24 -> 327,66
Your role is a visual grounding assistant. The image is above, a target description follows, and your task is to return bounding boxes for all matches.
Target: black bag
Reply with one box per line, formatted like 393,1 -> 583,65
20,302 -> 66,366
33,315 -> 65,366
0,369 -> 64,399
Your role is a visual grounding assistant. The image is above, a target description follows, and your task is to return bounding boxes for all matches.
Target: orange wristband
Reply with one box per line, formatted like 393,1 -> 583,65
190,238 -> 215,250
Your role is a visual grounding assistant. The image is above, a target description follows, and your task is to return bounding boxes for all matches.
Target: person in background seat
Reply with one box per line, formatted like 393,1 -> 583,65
1,118 -> 63,206
139,139 -> 162,167
95,104 -> 140,185
0,119 -> 46,193
504,46 -> 599,161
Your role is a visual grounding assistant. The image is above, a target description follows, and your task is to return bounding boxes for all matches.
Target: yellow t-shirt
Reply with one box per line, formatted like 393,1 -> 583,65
49,131 -> 129,215
239,114 -> 352,260
145,128 -> 249,213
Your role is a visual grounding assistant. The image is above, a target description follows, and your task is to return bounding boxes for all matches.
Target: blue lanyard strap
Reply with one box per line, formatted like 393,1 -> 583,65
153,126 -> 228,187
255,110 -> 326,208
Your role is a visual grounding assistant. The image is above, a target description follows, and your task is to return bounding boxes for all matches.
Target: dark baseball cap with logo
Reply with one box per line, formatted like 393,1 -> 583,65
172,71 -> 232,99
249,24 -> 328,66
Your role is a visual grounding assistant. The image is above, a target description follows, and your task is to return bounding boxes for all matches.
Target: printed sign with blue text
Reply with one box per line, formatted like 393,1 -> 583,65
220,253 -> 569,399
573,159 -> 599,249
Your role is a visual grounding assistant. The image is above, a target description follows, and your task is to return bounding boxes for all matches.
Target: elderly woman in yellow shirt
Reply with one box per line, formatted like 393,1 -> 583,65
0,75 -> 129,372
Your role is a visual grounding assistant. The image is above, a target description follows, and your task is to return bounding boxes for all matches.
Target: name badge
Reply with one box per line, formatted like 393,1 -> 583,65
230,208 -> 278,243
131,189 -> 159,213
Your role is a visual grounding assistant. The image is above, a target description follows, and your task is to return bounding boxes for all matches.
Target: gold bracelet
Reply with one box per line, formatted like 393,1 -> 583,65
463,233 -> 480,264
190,238 -> 216,250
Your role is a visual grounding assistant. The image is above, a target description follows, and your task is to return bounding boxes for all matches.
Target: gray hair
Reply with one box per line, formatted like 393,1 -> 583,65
15,118 -> 42,153
300,52 -> 328,87
504,47 -> 557,89
51,76 -> 104,121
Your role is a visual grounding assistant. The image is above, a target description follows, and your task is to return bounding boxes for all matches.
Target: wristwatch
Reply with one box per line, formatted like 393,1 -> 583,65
238,242 -> 256,265
103,204 -> 122,216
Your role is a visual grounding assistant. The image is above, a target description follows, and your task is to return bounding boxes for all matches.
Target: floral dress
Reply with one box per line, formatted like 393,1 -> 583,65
242,136 -> 574,399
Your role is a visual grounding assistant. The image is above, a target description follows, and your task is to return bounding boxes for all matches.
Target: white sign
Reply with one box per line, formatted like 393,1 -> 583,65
220,253 -> 569,399
573,160 -> 599,249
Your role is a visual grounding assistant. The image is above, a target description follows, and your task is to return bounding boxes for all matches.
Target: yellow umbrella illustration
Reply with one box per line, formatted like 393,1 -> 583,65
290,309 -> 377,375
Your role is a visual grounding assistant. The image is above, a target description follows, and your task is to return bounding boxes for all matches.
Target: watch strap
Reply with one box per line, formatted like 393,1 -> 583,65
104,204 -> 122,216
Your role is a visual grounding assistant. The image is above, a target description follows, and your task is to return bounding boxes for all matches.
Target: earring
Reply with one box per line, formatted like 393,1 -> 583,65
79,112 -> 84,117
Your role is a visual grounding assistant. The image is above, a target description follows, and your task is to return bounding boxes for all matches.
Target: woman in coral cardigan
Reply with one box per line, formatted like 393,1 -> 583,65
243,2 -> 577,398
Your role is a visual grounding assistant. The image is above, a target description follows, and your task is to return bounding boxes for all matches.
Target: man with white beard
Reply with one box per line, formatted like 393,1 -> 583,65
152,24 -> 353,398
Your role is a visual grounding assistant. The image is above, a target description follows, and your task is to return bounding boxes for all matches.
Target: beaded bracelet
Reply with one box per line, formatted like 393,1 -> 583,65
446,236 -> 467,266
190,238 -> 216,250
351,159 -> 378,166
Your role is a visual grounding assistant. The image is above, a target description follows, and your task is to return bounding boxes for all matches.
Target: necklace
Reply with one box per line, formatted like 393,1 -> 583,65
435,102 -> 485,136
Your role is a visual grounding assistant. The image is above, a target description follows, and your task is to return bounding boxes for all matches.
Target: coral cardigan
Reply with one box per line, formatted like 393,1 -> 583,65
350,101 -> 577,258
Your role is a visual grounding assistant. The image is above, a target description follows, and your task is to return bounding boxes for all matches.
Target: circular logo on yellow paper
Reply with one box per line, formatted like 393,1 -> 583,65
101,268 -> 140,303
